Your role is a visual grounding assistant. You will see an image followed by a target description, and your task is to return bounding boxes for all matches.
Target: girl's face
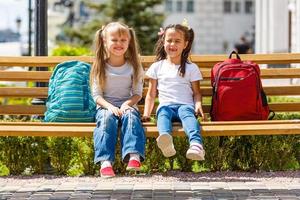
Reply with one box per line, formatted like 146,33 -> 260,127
164,28 -> 188,62
104,29 -> 130,58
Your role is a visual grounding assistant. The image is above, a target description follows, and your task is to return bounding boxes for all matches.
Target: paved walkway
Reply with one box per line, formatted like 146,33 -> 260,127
0,171 -> 299,199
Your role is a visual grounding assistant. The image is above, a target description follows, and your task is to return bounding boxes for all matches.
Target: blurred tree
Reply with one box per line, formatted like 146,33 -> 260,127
59,0 -> 164,55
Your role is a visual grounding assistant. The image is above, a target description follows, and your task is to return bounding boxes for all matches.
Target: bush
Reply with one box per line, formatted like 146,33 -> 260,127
0,134 -> 298,175
52,45 -> 92,56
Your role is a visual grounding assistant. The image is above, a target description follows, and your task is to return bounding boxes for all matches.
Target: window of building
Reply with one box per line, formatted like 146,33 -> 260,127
176,0 -> 183,12
79,1 -> 89,18
234,2 -> 240,13
245,1 -> 253,14
224,1 -> 232,13
187,0 -> 194,13
166,0 -> 173,12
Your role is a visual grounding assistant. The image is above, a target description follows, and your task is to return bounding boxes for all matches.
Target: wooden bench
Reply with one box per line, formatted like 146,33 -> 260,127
0,54 -> 300,137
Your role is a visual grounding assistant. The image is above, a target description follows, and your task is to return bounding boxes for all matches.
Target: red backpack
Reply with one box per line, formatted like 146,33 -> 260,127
210,51 -> 273,121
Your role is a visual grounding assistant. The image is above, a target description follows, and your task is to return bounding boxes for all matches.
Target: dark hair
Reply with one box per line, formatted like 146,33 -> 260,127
155,24 -> 194,77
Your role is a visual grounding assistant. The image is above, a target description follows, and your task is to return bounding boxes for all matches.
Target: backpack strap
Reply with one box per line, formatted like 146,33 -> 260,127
268,110 -> 275,120
229,50 -> 241,60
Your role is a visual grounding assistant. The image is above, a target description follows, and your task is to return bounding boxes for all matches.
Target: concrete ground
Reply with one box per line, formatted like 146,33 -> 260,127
0,171 -> 299,200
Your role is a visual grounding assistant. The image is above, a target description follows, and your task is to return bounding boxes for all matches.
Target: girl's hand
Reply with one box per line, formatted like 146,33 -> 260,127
195,103 -> 206,121
120,103 -> 133,114
107,105 -> 122,117
141,116 -> 151,122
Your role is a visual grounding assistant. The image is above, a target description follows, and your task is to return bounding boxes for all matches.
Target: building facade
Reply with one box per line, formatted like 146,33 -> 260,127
49,0 -> 300,55
48,0 -> 255,54
162,0 -> 255,54
256,0 -> 300,54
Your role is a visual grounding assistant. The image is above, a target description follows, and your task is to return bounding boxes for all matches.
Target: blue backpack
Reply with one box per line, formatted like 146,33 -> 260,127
44,61 -> 96,122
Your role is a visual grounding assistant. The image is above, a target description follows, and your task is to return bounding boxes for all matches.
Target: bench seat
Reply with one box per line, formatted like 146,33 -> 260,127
0,54 -> 300,137
0,120 -> 299,137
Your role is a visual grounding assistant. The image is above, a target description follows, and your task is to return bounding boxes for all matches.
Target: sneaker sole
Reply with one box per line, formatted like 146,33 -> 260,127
100,174 -> 115,178
126,166 -> 141,172
156,134 -> 176,157
186,150 -> 205,161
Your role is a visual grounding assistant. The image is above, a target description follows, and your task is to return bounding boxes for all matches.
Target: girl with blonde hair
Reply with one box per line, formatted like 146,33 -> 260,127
91,22 -> 145,178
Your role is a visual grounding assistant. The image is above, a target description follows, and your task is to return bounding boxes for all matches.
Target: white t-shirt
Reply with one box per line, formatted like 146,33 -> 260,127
146,59 -> 202,109
92,62 -> 143,109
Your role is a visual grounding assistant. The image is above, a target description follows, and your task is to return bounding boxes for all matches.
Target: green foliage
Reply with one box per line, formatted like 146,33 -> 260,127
173,137 -> 192,172
0,96 -> 299,175
72,137 -> 96,175
0,134 -> 298,175
0,137 -> 47,175
203,137 -> 229,171
47,137 -> 75,175
269,96 -> 300,103
0,163 -> 9,176
60,0 -> 164,55
52,45 -> 91,56
143,138 -> 167,173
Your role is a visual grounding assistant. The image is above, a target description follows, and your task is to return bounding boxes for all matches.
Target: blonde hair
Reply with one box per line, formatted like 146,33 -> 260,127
90,22 -> 143,90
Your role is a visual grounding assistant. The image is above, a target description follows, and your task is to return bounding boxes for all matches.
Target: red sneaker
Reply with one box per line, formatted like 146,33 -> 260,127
100,166 -> 115,178
126,160 -> 141,171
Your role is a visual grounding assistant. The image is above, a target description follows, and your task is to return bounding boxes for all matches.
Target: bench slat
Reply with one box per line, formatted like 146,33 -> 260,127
139,103 -> 300,113
189,53 -> 300,67
0,120 -> 298,126
200,68 -> 300,79
1,85 -> 300,97
0,87 -> 48,97
2,68 -> 300,82
0,56 -> 93,67
0,71 -> 51,82
0,105 -> 45,115
146,123 -> 300,137
1,102 -> 300,115
1,54 -> 300,67
0,121 -> 299,137
260,68 -> 300,78
142,85 -> 300,96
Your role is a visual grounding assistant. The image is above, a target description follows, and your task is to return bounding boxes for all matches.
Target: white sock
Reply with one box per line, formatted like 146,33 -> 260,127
129,153 -> 140,162
101,160 -> 112,169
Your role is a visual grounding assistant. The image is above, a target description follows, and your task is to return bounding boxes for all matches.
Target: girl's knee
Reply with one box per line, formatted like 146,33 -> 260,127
123,109 -> 139,119
122,109 -> 143,125
157,106 -> 172,118
96,109 -> 114,119
178,105 -> 195,117
96,109 -> 117,129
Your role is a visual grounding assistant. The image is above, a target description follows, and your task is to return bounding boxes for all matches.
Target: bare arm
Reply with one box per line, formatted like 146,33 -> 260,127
121,94 -> 142,107
96,96 -> 123,117
120,94 -> 142,114
142,78 -> 157,121
191,80 -> 205,119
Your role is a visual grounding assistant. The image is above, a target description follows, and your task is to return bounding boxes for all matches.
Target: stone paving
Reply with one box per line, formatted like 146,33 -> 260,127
0,171 -> 299,199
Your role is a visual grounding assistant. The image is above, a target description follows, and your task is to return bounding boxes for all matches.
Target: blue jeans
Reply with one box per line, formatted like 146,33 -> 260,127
93,108 -> 146,164
156,104 -> 203,144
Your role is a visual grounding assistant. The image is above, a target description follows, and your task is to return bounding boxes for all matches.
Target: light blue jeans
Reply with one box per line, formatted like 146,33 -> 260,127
156,104 -> 203,144
93,108 -> 146,164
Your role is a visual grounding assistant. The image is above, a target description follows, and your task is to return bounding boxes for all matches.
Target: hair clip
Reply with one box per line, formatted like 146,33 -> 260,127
157,27 -> 164,36
181,18 -> 190,29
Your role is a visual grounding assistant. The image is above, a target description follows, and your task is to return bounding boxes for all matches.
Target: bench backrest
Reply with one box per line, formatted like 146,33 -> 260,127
0,54 -> 300,117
